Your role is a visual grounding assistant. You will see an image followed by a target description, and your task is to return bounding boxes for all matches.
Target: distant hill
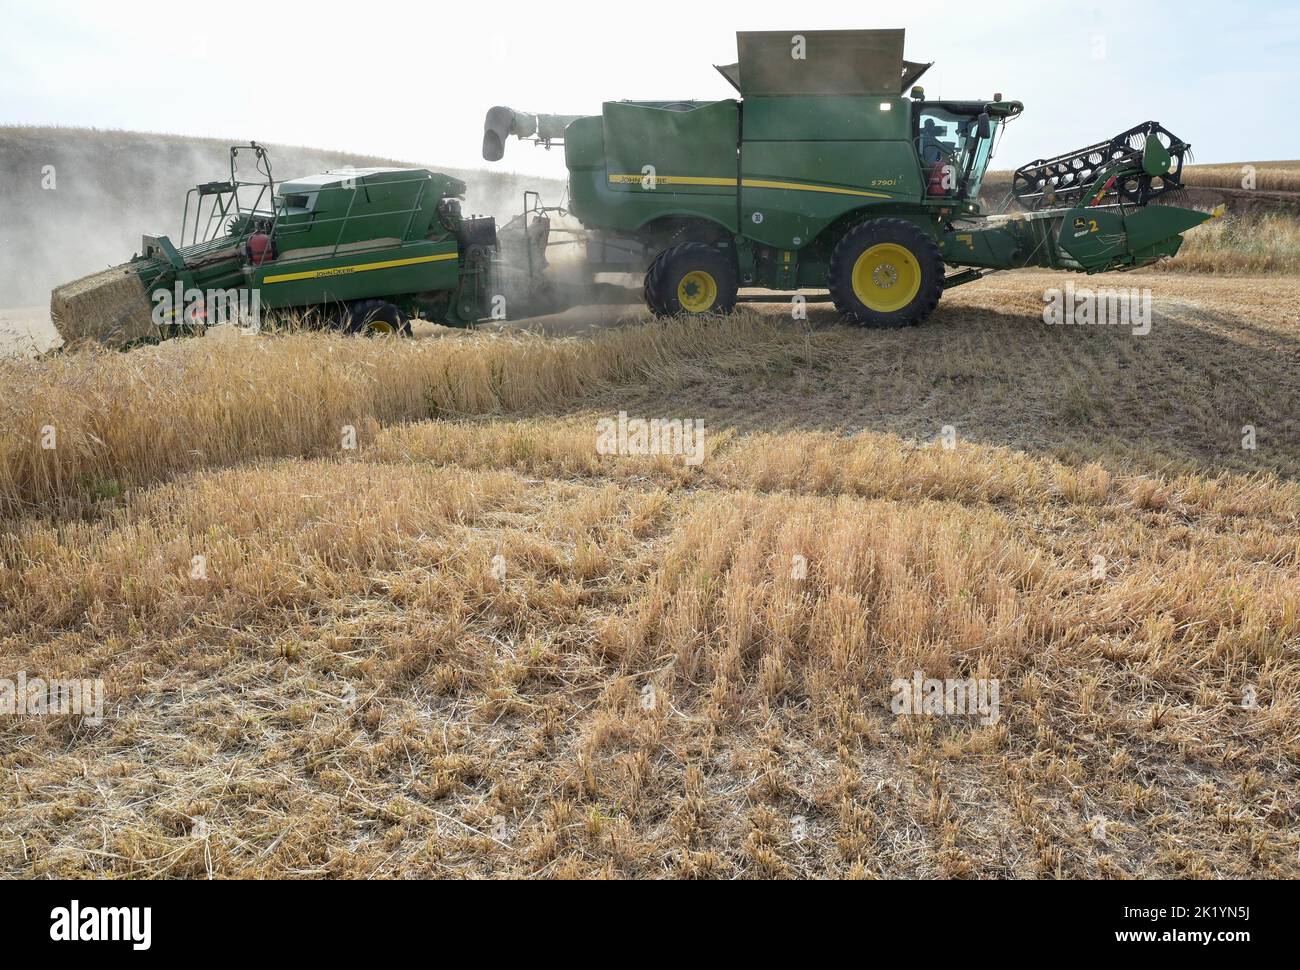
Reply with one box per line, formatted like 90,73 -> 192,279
0,127 -> 562,307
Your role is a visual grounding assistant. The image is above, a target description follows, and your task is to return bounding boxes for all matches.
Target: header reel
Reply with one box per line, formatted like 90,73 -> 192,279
1012,121 -> 1190,211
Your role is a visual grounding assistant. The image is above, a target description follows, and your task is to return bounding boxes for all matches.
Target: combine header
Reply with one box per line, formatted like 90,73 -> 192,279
484,28 -> 1218,327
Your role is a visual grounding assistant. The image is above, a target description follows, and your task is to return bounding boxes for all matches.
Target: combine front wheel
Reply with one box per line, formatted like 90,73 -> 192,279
644,243 -> 738,318
642,250 -> 670,316
829,218 -> 944,327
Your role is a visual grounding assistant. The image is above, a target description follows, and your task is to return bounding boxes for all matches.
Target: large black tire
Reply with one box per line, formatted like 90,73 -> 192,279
642,250 -> 670,317
828,217 -> 944,327
345,300 -> 410,336
643,243 -> 739,318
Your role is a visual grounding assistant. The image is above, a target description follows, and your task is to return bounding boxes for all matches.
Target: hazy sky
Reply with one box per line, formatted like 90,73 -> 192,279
1,0 -> 1296,179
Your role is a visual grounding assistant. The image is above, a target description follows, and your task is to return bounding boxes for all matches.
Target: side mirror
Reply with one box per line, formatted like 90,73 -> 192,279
977,112 -> 992,139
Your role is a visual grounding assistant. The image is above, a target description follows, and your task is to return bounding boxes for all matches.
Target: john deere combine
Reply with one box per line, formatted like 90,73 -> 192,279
50,144 -> 498,347
484,28 -> 1217,326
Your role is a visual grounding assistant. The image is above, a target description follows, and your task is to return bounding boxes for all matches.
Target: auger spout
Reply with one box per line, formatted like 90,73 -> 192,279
482,107 -> 585,161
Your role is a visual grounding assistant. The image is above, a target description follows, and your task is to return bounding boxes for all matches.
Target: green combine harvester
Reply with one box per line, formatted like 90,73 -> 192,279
484,28 -> 1219,326
51,144 -> 500,347
52,28 -> 1218,346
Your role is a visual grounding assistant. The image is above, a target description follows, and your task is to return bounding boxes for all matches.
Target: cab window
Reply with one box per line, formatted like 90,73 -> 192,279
916,107 -> 991,199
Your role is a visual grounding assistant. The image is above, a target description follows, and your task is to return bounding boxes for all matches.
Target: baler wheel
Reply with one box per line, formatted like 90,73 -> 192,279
644,243 -> 738,318
346,300 -> 411,336
829,218 -> 944,327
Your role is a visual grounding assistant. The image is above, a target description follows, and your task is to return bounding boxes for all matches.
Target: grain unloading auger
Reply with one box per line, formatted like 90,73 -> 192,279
483,28 -> 1220,326
50,144 -> 501,348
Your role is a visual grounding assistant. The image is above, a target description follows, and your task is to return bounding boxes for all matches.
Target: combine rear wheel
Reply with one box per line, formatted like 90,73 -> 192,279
828,218 -> 944,327
643,243 -> 738,318
345,300 -> 411,336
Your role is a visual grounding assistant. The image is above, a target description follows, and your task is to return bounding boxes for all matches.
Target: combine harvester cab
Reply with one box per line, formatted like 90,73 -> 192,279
483,29 -> 1218,327
50,143 -> 498,348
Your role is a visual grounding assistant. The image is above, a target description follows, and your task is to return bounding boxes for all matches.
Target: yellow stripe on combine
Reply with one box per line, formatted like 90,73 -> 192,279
262,251 -> 458,285
607,174 -> 892,199
607,174 -> 738,187
741,178 -> 891,199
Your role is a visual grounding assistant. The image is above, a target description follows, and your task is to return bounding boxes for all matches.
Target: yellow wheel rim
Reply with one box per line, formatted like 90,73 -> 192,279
677,270 -> 718,313
851,243 -> 922,313
367,320 -> 395,335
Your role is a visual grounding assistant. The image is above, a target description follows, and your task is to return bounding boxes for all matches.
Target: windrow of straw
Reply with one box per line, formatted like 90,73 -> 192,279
0,314 -> 804,518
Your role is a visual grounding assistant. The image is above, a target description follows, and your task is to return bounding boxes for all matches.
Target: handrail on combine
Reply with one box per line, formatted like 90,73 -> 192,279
179,143 -> 447,262
180,143 -> 277,249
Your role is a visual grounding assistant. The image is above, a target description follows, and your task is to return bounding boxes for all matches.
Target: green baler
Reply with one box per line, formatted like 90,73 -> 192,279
50,144 -> 497,347
483,28 -> 1219,326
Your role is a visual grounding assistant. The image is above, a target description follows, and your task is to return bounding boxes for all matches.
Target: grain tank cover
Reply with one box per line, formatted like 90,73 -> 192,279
726,29 -> 930,97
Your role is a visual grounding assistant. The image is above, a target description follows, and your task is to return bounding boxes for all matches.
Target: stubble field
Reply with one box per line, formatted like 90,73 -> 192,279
1,272 -> 1296,878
